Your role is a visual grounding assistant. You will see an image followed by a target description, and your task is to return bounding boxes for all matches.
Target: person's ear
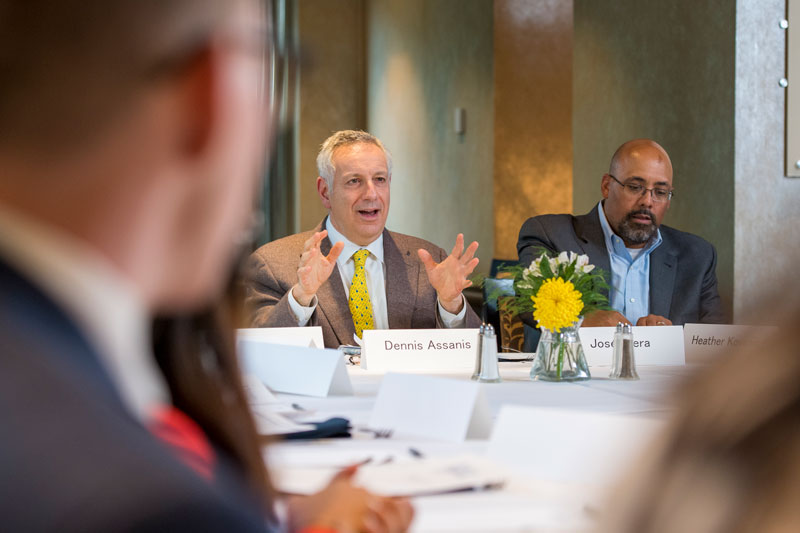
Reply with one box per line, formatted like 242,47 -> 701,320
317,176 -> 332,209
600,173 -> 612,200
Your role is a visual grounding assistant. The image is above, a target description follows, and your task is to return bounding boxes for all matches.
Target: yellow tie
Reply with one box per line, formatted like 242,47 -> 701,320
349,249 -> 375,338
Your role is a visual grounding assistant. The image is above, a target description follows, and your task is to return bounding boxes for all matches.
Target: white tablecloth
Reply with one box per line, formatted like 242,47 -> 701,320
281,363 -> 689,425
268,363 -> 693,532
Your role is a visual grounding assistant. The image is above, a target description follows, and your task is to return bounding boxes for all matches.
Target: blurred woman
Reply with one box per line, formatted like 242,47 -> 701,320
152,273 -> 413,533
600,309 -> 800,532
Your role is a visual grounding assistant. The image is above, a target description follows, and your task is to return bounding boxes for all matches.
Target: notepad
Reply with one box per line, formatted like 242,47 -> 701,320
272,453 -> 507,497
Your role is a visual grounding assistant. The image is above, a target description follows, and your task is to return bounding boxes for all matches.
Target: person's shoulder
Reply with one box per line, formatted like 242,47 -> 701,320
251,229 -> 315,259
520,212 -> 578,232
0,331 -> 267,531
660,225 -> 716,255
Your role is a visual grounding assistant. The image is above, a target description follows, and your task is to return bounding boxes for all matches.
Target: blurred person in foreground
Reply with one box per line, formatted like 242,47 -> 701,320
599,305 -> 800,532
517,139 -> 725,327
246,130 -> 482,348
0,1 -> 411,531
151,275 -> 412,532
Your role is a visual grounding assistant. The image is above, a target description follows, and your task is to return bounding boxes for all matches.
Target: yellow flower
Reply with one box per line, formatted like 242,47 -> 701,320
532,278 -> 584,332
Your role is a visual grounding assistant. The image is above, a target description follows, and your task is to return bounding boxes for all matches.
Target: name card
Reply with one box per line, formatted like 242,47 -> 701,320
237,326 -> 324,349
361,328 -> 480,372
239,340 -> 352,397
487,405 -> 665,486
369,373 -> 491,442
579,325 -> 685,366
684,323 -> 777,364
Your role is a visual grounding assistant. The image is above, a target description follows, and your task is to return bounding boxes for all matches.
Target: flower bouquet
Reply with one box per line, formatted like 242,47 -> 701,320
503,251 -> 609,381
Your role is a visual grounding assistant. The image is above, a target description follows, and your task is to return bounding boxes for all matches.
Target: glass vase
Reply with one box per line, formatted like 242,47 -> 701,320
531,321 -> 590,382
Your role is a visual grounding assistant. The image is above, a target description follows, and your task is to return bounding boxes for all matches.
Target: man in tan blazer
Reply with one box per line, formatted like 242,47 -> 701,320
246,130 -> 482,348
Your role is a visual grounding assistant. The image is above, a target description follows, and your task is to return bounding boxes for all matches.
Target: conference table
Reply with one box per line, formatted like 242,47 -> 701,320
265,362 -> 694,532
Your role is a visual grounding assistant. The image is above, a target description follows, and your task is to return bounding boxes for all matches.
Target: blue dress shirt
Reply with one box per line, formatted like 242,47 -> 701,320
596,201 -> 662,324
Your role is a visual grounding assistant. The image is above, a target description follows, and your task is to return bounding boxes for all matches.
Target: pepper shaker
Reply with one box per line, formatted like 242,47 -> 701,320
610,323 -> 639,380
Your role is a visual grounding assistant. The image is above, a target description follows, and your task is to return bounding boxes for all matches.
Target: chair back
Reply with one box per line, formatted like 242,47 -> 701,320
482,277 -> 524,352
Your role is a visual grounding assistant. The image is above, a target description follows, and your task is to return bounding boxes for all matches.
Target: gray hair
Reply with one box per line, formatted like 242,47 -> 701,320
316,130 -> 393,188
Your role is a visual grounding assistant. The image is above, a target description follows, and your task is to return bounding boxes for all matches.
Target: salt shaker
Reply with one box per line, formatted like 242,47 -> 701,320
478,324 -> 502,383
471,324 -> 485,380
610,322 -> 639,380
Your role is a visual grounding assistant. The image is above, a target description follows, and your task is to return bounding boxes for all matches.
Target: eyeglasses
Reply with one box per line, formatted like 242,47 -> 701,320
608,174 -> 674,202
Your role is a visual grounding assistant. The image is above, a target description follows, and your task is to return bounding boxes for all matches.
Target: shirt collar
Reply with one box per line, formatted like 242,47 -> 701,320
325,217 -> 384,264
597,201 -> 662,259
0,204 -> 170,422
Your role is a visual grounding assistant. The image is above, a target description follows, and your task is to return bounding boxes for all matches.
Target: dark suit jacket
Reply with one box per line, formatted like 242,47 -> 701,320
245,221 -> 482,348
0,259 -> 270,532
516,205 -> 726,325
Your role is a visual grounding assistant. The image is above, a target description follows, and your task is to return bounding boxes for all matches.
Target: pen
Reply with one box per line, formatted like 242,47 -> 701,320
408,447 -> 424,458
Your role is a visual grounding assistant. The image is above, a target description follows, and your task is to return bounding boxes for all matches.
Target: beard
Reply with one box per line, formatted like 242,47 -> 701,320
617,208 -> 658,246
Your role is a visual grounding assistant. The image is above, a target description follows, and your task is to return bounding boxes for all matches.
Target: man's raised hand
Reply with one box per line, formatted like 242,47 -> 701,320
292,230 -> 344,306
418,234 -> 479,315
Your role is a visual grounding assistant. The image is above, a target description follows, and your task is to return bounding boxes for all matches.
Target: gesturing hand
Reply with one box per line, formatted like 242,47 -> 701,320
287,465 -> 414,533
418,234 -> 479,315
292,230 -> 344,306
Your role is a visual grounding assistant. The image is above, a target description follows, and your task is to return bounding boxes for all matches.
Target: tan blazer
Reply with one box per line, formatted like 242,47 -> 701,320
245,221 -> 482,348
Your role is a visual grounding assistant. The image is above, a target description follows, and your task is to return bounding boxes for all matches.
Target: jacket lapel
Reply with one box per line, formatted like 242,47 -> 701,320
384,231 -> 418,329
574,205 -> 612,277
313,221 -> 356,345
648,234 -> 677,319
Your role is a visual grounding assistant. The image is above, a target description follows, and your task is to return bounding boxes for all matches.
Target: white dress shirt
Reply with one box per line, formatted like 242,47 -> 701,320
0,205 -> 169,422
287,219 -> 467,332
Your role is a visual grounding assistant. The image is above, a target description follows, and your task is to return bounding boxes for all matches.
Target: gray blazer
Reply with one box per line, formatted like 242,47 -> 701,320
246,221 -> 482,348
516,205 -> 726,325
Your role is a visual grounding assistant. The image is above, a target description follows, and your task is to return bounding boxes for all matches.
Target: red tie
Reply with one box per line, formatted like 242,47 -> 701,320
149,405 -> 216,481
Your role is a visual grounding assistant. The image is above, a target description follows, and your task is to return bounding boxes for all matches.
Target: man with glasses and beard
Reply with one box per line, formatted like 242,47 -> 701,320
517,139 -> 725,327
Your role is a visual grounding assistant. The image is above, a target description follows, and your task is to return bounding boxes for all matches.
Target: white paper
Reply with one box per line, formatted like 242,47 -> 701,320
487,405 -> 665,486
361,328 -> 480,372
239,341 -> 353,397
360,454 -> 506,497
237,326 -> 324,349
241,373 -> 280,405
267,443 -> 398,471
271,453 -> 506,497
410,487 -> 596,533
683,323 -> 777,363
579,325 -> 685,366
368,373 -> 491,442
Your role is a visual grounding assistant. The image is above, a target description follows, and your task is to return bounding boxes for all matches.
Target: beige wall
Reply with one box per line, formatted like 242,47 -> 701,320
734,0 -> 800,319
295,0 -> 366,233
287,1 -> 796,322
573,0 -> 736,320
366,0 -> 494,272
493,0 -> 574,262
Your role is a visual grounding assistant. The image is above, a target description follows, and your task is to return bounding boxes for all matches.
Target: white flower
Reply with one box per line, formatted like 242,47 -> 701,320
524,260 -> 541,278
557,251 -> 570,265
582,264 -> 595,273
530,256 -> 543,278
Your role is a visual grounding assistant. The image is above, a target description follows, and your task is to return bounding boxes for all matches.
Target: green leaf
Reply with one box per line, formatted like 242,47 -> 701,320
539,255 -> 554,278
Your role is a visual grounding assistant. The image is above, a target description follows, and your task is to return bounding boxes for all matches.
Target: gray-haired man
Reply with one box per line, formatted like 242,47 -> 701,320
246,130 -> 482,347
